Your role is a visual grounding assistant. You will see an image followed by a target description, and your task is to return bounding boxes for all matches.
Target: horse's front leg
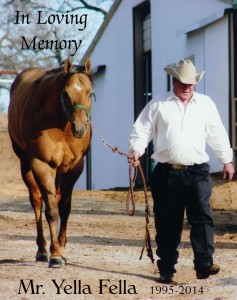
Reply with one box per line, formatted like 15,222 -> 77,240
58,159 -> 84,252
20,159 -> 48,262
58,194 -> 72,250
44,193 -> 66,267
31,158 -> 65,268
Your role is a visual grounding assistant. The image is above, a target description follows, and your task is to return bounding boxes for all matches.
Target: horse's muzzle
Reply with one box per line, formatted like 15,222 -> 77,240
71,121 -> 88,138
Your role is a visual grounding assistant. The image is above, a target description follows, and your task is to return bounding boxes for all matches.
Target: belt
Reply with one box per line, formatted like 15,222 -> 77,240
158,162 -> 207,170
159,163 -> 192,170
170,164 -> 189,170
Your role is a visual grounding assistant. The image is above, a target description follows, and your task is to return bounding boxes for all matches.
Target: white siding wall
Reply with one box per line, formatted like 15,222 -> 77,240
204,17 -> 230,172
151,0 -> 231,95
89,0 -> 144,189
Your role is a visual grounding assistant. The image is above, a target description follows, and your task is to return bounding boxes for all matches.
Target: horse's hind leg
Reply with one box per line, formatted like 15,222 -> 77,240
11,140 -> 48,262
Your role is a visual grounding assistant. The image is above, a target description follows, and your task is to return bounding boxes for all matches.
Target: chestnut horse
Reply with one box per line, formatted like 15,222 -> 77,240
8,58 -> 93,267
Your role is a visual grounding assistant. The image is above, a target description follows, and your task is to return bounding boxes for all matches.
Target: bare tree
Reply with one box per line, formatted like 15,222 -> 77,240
0,0 -> 113,71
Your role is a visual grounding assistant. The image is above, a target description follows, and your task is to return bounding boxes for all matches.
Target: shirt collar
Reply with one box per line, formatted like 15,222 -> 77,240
167,91 -> 198,103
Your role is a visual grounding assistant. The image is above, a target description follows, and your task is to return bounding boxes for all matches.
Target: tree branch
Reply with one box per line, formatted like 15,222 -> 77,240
78,0 -> 107,16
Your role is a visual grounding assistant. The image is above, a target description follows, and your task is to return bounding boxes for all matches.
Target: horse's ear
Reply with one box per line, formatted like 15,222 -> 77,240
84,57 -> 92,74
64,58 -> 73,74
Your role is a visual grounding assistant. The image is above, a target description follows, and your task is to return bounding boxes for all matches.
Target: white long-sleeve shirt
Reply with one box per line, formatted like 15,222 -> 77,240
129,91 -> 233,165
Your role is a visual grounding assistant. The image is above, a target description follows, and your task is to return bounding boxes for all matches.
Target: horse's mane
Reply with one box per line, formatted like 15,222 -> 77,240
71,65 -> 94,83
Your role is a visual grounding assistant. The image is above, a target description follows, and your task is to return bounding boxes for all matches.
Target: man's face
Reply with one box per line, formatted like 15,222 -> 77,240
173,78 -> 194,102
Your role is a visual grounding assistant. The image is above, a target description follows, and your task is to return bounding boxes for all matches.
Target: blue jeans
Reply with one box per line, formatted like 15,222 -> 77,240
151,162 -> 214,274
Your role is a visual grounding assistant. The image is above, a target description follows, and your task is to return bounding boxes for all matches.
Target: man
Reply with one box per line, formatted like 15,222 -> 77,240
129,59 -> 234,283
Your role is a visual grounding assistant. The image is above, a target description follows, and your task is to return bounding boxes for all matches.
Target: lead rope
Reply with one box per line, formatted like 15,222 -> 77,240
89,121 -> 154,263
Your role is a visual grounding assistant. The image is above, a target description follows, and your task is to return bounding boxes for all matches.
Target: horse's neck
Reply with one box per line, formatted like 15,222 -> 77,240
42,75 -> 66,125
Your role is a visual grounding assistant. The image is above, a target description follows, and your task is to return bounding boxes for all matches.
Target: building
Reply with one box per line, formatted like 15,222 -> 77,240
76,0 -> 237,190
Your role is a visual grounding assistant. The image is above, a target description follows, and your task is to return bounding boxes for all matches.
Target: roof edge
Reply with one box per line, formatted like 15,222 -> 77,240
80,0 -> 122,64
177,8 -> 229,36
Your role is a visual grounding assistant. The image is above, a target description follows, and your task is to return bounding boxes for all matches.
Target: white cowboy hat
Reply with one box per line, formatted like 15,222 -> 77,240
164,59 -> 205,84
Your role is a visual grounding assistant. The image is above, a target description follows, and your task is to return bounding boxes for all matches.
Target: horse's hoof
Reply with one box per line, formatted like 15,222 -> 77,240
36,252 -> 48,262
49,257 -> 63,268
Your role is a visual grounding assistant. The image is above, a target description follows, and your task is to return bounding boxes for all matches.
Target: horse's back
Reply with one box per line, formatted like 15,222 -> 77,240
8,67 -> 46,149
10,67 -> 45,97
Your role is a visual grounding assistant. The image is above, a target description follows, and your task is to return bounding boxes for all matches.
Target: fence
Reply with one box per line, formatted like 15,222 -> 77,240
0,71 -> 17,113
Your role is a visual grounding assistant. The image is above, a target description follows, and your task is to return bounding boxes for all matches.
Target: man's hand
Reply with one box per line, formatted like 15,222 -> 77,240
128,150 -> 140,167
223,162 -> 235,181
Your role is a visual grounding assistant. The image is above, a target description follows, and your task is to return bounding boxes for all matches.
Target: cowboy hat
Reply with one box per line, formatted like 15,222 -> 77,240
164,59 -> 205,84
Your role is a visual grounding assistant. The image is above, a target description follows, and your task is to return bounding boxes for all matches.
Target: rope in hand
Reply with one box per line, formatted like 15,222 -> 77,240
89,121 -> 154,264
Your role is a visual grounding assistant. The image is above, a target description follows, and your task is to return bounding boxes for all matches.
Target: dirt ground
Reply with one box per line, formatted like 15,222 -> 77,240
0,113 -> 237,300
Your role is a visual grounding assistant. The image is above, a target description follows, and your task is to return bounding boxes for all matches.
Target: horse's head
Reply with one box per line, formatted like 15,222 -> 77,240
61,57 -> 94,138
